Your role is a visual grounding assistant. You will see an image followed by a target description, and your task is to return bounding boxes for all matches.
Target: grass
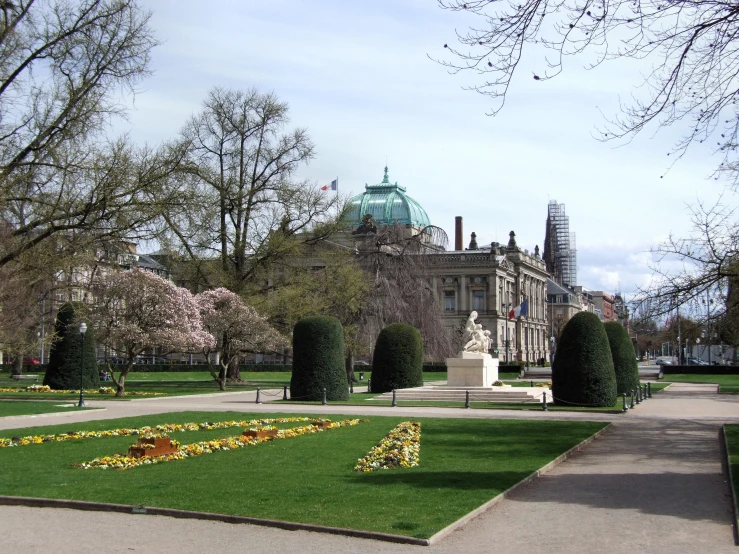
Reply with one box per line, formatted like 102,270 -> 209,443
724,425 -> 739,530
0,371 -> 460,400
0,400 -> 97,417
661,374 -> 739,393
0,411 -> 606,539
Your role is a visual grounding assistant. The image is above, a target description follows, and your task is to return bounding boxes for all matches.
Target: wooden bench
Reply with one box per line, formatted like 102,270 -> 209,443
11,374 -> 40,381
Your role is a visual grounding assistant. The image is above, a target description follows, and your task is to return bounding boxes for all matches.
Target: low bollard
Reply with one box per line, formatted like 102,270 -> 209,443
647,382 -> 652,398
322,387 -> 327,405
359,372 -> 364,381
350,381 -> 354,394
283,386 -> 288,401
641,384 -> 647,400
622,393 -> 628,412
630,390 -> 635,409
392,389 -> 397,407
367,379 -> 371,393
636,386 -> 642,404
256,387 -> 261,404
542,391 -> 548,411
465,390 -> 470,409
530,380 -> 534,387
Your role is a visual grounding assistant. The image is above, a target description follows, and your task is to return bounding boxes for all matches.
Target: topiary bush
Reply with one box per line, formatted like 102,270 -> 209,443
290,316 -> 348,401
551,311 -> 617,407
604,321 -> 640,394
371,323 -> 424,393
44,302 -> 99,390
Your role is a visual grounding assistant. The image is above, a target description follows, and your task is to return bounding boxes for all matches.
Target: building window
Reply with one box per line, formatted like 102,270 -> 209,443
473,290 -> 485,311
444,291 -> 456,311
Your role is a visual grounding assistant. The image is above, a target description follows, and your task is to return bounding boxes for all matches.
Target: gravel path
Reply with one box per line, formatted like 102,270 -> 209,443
1,382 -> 738,553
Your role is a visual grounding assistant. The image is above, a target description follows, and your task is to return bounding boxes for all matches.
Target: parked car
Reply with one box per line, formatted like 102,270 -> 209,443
7,357 -> 41,365
655,358 -> 673,365
688,357 -> 710,366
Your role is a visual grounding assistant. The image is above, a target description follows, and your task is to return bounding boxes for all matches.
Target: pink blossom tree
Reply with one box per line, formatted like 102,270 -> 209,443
93,269 -> 214,396
196,288 -> 286,390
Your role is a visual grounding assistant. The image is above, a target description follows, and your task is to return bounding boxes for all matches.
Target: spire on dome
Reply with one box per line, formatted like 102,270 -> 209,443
382,166 -> 389,183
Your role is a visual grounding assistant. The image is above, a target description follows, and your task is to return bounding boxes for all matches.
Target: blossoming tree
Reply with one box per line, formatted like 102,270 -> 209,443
93,269 -> 215,396
196,288 -> 285,390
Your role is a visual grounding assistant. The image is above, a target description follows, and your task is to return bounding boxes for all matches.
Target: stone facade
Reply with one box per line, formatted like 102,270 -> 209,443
428,231 -> 550,364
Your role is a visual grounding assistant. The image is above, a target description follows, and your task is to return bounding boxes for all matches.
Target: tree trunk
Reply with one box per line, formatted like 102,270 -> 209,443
226,357 -> 241,382
11,357 -> 22,376
345,351 -> 356,383
112,361 -> 133,397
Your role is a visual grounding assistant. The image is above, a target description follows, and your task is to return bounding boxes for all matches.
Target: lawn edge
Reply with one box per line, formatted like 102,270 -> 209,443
426,421 -> 613,546
721,424 -> 739,545
0,496 -> 431,546
0,407 -> 105,420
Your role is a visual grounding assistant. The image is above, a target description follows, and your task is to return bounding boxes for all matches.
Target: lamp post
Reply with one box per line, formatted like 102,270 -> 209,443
78,322 -> 87,407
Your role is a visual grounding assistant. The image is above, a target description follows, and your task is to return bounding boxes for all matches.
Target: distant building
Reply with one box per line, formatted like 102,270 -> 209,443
543,200 -> 577,287
344,168 -> 551,363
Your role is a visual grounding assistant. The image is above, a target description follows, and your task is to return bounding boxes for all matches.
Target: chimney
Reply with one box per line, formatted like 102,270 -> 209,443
455,216 -> 463,251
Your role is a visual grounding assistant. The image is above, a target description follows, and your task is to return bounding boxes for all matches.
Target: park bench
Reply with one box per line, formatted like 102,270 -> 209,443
11,374 -> 40,381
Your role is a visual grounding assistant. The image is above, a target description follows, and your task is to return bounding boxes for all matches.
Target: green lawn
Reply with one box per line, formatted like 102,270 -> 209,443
0,400 -> 97,417
661,374 -> 739,393
0,411 -> 606,539
724,425 -> 739,529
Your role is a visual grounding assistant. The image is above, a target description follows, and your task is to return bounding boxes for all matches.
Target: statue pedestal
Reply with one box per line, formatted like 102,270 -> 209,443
446,352 -> 499,387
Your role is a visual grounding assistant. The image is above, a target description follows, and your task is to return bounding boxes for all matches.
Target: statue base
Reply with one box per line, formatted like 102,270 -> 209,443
446,352 -> 499,387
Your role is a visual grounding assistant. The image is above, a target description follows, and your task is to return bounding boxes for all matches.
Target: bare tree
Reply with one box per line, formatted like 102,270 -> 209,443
436,0 -> 739,180
0,1 -> 164,268
354,223 -> 456,361
162,87 -> 343,294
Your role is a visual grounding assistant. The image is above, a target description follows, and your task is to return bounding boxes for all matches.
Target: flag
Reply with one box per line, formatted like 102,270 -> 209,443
321,178 -> 338,191
508,300 -> 528,319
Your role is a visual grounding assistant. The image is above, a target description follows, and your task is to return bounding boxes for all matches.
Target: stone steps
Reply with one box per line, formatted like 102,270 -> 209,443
368,387 -> 549,403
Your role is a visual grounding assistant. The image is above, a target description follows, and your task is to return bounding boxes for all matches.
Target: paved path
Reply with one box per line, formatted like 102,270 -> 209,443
1,383 -> 738,553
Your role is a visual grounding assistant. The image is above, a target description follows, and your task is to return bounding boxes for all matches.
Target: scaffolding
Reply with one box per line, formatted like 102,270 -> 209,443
546,200 -> 577,286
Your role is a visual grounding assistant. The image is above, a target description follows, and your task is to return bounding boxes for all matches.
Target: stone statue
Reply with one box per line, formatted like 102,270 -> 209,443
463,324 -> 491,354
462,311 -> 478,346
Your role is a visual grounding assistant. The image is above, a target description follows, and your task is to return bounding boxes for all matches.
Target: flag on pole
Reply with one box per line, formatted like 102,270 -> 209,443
508,300 -> 528,319
321,178 -> 338,191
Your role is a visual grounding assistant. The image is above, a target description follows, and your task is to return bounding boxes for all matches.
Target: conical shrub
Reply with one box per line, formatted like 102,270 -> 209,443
604,321 -> 640,394
371,323 -> 424,393
44,302 -> 99,390
290,316 -> 348,401
551,311 -> 617,407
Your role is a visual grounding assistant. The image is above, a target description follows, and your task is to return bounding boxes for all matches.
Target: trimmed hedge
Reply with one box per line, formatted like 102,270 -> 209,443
604,322 -> 640,394
371,323 -> 424,393
290,316 -> 348,401
552,311 -> 617,407
661,365 -> 739,375
44,303 -> 99,390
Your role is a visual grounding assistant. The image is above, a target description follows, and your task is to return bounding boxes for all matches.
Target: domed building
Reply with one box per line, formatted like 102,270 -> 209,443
346,166 -> 431,231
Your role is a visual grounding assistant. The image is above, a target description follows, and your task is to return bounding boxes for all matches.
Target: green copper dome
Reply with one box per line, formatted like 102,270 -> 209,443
346,167 -> 431,229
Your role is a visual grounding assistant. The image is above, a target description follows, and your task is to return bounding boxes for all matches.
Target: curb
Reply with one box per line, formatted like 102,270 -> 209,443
0,496 -> 430,546
721,425 -> 739,546
426,422 -> 613,545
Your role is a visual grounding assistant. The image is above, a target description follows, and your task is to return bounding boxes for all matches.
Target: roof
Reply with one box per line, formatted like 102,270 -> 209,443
345,166 -> 431,228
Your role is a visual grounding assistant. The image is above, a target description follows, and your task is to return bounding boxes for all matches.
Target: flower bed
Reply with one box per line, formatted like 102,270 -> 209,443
354,421 -> 421,472
77,419 -> 364,470
0,385 -> 163,396
0,417 -> 315,448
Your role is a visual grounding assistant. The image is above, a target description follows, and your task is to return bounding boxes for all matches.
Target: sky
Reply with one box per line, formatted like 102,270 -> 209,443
117,0 -> 729,298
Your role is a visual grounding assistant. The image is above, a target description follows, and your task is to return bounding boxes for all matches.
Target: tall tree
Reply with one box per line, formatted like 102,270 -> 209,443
0,0 -> 168,269
161,87 -> 343,293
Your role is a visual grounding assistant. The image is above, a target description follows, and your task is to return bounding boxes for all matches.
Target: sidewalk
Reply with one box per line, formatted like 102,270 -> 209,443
1,383 -> 738,553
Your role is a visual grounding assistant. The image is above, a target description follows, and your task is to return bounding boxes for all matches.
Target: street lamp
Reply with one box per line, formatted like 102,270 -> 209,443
78,322 -> 87,407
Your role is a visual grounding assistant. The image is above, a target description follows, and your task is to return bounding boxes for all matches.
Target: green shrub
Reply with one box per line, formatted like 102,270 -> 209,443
551,312 -> 617,407
604,322 -> 640,394
371,323 -> 424,393
290,316 -> 348,401
43,303 -> 99,390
